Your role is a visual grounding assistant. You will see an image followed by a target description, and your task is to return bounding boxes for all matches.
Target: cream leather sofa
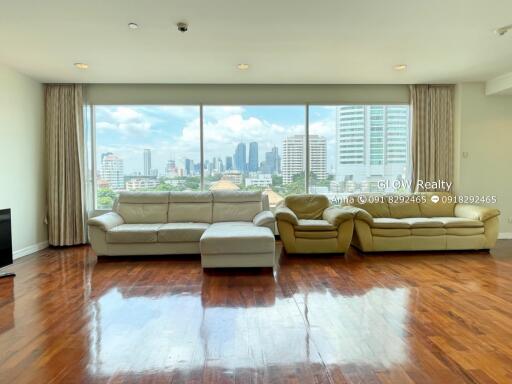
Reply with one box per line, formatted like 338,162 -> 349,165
88,191 -> 276,268
348,192 -> 500,252
275,194 -> 355,254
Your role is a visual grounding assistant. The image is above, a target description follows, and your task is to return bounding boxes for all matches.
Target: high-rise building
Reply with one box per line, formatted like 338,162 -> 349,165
282,135 -> 326,184
248,142 -> 259,172
143,149 -> 151,176
309,135 -> 327,180
234,143 -> 246,172
263,146 -> 281,174
100,153 -> 124,190
225,156 -> 233,171
184,158 -> 193,176
335,105 -> 409,183
282,136 -> 305,184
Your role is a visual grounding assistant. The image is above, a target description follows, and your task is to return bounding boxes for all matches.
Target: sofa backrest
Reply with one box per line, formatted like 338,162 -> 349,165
114,191 -> 269,224
169,192 -> 213,223
116,192 -> 170,224
285,194 -> 330,219
348,192 -> 455,218
212,190 -> 264,222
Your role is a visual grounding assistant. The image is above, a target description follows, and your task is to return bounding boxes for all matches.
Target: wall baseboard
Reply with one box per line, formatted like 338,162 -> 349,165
13,241 -> 49,260
498,233 -> 512,240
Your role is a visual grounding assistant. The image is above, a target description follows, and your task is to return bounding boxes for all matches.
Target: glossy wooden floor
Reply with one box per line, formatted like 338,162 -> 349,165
1,242 -> 512,384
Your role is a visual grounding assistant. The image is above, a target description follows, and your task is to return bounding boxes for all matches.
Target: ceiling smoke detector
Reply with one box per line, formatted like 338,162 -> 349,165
495,25 -> 512,36
177,22 -> 188,33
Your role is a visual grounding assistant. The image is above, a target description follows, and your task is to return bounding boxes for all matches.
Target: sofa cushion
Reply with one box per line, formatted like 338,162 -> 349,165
372,218 -> 410,229
371,228 -> 411,237
158,223 -> 210,243
295,231 -> 338,239
446,227 -> 485,236
401,218 -> 444,228
285,195 -> 330,220
200,222 -> 274,254
386,197 -> 421,219
411,228 -> 446,236
116,192 -> 170,224
295,219 -> 336,231
437,217 -> 484,228
212,191 -> 263,222
418,192 -> 455,217
350,194 -> 390,218
169,192 -> 213,223
106,224 -> 161,243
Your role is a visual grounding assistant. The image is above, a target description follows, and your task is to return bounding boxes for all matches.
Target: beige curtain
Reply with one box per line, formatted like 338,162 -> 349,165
410,84 -> 454,192
45,84 -> 86,246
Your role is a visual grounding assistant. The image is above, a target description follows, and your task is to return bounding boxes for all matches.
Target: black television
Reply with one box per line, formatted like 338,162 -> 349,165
0,209 -> 15,278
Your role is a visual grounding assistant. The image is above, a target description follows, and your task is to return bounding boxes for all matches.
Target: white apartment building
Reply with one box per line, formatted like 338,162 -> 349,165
100,153 -> 124,190
335,105 -> 409,187
245,174 -> 272,187
125,177 -> 159,191
282,135 -> 327,184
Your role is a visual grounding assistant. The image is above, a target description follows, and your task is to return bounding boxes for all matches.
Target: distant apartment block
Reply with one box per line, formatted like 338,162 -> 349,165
100,152 -> 124,190
282,135 -> 326,184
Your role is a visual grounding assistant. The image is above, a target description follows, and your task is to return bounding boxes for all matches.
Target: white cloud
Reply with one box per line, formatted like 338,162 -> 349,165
97,106 -> 152,136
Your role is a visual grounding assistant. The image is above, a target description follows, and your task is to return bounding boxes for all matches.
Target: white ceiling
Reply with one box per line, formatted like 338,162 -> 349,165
1,0 -> 512,84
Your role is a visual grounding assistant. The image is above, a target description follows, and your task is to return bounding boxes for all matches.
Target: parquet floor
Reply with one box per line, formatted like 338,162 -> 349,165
1,241 -> 512,383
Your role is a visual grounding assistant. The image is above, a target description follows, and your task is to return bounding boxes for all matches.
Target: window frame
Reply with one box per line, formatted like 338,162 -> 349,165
88,102 -> 410,212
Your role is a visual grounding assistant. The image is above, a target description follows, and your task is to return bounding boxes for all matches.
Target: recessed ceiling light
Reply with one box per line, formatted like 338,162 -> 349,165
74,63 -> 89,70
237,64 -> 250,70
128,22 -> 139,30
394,64 -> 407,71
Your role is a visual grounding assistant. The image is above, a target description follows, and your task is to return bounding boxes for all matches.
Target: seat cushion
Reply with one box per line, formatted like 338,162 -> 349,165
106,224 -> 162,243
437,217 -> 484,228
371,228 -> 411,237
295,231 -> 338,239
372,218 -> 410,229
411,228 -> 446,236
295,219 -> 336,231
401,218 -> 444,228
158,223 -> 210,243
446,227 -> 485,236
200,222 -> 274,254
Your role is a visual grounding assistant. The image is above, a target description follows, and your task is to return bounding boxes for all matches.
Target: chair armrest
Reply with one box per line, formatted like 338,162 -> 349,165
87,212 -> 124,231
275,206 -> 299,226
322,206 -> 355,227
345,206 -> 374,225
455,204 -> 500,222
253,211 -> 275,227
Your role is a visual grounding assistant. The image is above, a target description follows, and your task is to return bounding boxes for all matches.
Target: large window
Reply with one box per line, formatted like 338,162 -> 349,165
203,106 -> 306,206
308,105 -> 411,200
94,106 -> 200,209
91,104 -> 410,210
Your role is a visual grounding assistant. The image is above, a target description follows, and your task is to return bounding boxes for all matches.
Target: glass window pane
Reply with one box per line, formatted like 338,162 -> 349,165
203,106 -> 306,206
94,106 -> 200,210
309,105 -> 411,202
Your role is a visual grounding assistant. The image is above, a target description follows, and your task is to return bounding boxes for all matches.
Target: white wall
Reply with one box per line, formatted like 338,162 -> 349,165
454,82 -> 512,236
0,64 -> 47,258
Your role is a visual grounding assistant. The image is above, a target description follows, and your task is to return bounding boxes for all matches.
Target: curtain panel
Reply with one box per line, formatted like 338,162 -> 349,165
410,84 -> 454,192
45,84 -> 86,246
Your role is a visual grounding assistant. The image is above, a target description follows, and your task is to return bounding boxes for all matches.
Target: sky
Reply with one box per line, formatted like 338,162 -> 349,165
95,105 -> 338,175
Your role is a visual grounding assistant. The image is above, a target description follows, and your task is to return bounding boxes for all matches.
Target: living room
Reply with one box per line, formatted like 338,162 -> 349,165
1,1 -> 512,383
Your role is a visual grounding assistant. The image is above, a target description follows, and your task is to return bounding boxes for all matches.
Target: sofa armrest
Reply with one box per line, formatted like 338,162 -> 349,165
455,204 -> 500,222
275,206 -> 299,226
322,206 -> 354,227
253,211 -> 275,227
345,206 -> 374,225
87,212 -> 124,231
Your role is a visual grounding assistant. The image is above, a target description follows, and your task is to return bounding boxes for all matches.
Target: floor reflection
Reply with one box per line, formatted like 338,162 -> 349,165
0,277 -> 15,334
87,273 -> 410,378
